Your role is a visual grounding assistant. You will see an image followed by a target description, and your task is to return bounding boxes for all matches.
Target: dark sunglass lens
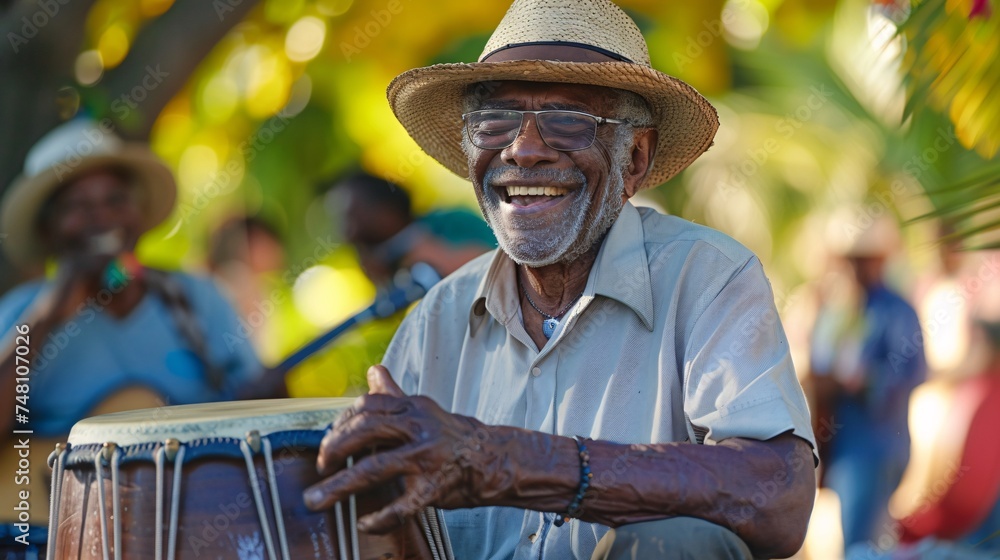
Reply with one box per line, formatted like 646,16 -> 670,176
467,111 -> 522,149
537,112 -> 597,150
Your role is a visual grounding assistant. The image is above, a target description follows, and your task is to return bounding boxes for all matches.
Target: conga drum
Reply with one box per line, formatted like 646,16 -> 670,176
46,399 -> 454,560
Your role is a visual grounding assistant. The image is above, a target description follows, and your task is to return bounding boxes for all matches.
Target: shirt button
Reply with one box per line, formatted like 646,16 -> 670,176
528,533 -> 538,543
531,367 -> 541,377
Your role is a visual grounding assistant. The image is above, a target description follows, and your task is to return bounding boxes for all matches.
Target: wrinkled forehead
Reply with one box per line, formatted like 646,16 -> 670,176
469,81 -> 620,113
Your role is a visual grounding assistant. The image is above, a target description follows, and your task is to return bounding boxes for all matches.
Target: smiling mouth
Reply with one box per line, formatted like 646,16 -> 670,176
86,229 -> 125,256
503,185 -> 572,207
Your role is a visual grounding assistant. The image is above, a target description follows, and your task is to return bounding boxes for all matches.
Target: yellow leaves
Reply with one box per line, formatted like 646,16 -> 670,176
198,75 -> 240,123
316,0 -> 354,17
265,0 -> 307,24
904,0 -> 1000,157
151,97 -> 195,161
139,0 -> 174,18
178,145 -> 221,193
243,44 -> 294,117
86,0 -> 142,71
97,24 -> 130,68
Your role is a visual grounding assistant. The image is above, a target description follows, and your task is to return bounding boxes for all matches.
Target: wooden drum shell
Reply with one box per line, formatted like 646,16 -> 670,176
49,400 -> 441,560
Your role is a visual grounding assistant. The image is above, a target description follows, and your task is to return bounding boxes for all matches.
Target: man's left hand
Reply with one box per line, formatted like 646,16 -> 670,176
303,365 -> 501,533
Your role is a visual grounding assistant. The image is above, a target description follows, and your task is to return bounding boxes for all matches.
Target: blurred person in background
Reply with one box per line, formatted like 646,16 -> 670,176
911,222 -> 987,381
329,170 -> 496,290
282,170 -> 495,397
0,119 -> 261,543
892,317 -> 1000,558
846,313 -> 1000,559
207,215 -> 310,367
809,213 -> 927,550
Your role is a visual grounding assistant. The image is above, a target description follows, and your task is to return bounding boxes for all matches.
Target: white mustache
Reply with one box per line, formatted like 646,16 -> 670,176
86,229 -> 124,255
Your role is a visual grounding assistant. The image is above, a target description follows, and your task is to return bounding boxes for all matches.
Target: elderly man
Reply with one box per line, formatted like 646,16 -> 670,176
305,1 -> 817,558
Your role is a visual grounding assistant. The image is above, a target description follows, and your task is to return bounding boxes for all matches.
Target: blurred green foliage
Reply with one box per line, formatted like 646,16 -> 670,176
22,0 -> 997,393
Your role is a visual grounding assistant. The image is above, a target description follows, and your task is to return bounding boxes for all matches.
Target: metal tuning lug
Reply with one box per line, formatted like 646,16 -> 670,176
246,430 -> 262,454
47,442 -> 66,469
100,442 -> 118,464
163,438 -> 181,462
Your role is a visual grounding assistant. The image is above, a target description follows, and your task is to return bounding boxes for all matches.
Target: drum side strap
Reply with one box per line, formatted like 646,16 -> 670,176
166,446 -> 186,560
418,510 -> 441,560
262,438 -> 291,560
94,454 -> 111,560
155,447 -> 164,560
144,269 -> 226,393
348,457 -> 360,560
110,449 -> 123,560
45,446 -> 68,560
239,440 -> 279,560
334,496 -> 350,560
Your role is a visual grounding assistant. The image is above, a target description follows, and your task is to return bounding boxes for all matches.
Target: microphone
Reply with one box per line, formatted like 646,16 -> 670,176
274,263 -> 441,374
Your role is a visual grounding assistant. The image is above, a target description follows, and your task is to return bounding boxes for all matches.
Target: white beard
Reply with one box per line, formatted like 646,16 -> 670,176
471,131 -> 632,268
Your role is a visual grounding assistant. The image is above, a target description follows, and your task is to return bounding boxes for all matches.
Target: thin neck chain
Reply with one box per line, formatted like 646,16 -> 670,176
520,282 -> 583,320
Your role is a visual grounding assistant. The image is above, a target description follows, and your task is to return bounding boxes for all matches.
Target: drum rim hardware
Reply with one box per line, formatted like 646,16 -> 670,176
46,426 -> 455,560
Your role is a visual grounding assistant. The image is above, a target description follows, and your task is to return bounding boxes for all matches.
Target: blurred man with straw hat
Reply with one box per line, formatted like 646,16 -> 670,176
810,212 -> 926,550
306,1 -> 817,557
0,119 -> 260,532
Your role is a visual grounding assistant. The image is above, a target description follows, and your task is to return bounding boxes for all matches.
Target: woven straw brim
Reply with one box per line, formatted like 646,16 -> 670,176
388,59 -> 719,189
0,146 -> 177,269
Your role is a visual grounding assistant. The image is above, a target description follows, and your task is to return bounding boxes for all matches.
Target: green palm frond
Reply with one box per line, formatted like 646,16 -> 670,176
900,0 -> 1000,158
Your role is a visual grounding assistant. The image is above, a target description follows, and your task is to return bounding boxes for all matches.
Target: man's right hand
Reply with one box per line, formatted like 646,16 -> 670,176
304,364 -> 581,533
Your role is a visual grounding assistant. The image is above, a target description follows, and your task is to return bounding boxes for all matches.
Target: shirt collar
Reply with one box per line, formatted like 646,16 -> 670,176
468,202 -> 654,333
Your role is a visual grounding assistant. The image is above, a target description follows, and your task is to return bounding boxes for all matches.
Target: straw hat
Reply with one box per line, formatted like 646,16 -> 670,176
0,119 -> 176,269
387,0 -> 719,189
825,209 -> 901,258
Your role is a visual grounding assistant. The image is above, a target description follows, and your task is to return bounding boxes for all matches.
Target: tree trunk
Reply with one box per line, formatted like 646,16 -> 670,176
0,0 -> 260,290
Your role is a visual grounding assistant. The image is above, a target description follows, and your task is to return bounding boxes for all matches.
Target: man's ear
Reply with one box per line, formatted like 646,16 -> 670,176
622,128 -> 658,200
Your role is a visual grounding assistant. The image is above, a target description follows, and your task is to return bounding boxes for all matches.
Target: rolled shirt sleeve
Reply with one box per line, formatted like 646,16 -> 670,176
683,257 -> 816,452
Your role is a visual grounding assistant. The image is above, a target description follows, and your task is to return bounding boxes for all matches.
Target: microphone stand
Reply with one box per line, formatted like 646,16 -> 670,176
272,262 -> 441,376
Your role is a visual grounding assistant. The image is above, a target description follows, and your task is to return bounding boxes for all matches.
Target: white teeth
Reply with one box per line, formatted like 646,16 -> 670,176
87,229 -> 124,255
505,186 -> 569,197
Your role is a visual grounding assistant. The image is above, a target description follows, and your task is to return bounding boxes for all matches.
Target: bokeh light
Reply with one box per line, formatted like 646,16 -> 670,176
285,16 -> 327,62
74,50 -> 104,86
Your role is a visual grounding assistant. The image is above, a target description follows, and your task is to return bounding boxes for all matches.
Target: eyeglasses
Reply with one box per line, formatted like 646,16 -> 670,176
461,109 -> 630,152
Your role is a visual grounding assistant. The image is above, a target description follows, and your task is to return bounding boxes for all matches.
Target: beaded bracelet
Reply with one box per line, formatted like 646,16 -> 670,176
554,436 -> 592,527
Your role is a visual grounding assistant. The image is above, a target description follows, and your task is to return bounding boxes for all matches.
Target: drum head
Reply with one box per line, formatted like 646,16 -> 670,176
67,398 -> 354,445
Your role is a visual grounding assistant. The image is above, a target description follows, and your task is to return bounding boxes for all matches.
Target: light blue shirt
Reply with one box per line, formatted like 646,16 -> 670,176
0,272 -> 261,437
383,203 -> 816,559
